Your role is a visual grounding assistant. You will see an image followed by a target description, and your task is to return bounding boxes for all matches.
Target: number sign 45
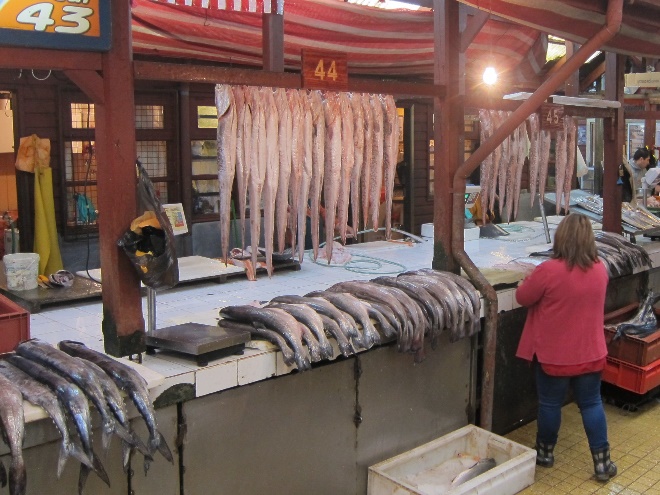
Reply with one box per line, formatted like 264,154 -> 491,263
302,49 -> 348,91
540,103 -> 564,132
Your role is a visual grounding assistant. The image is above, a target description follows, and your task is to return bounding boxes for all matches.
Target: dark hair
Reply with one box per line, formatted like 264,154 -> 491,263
633,148 -> 650,161
552,213 -> 598,270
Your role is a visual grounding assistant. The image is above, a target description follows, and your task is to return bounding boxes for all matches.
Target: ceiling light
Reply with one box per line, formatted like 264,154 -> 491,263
483,67 -> 498,85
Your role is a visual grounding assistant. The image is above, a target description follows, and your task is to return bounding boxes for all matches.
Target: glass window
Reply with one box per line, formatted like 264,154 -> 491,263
136,141 -> 168,178
197,105 -> 218,128
136,105 -> 164,129
71,103 -> 95,129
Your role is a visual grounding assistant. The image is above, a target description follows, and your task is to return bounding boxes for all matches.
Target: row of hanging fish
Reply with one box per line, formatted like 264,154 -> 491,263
215,84 -> 399,277
218,268 -> 481,368
478,110 -> 577,223
0,340 -> 172,495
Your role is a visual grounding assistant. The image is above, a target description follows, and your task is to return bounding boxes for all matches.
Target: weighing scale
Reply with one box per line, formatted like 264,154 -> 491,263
141,204 -> 251,366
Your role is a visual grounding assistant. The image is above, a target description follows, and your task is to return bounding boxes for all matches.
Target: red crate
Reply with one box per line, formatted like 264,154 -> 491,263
0,294 -> 30,354
602,357 -> 660,395
604,327 -> 660,366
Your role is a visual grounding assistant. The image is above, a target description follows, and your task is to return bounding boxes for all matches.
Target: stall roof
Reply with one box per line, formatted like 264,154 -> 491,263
132,0 -> 548,85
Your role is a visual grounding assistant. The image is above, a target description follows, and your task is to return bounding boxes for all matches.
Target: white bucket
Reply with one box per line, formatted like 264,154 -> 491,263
4,252 -> 40,291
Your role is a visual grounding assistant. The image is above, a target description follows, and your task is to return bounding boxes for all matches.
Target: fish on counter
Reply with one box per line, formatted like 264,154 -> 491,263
266,302 -> 334,360
0,370 -> 26,495
57,340 -> 174,466
219,318 -> 297,366
0,361 -> 93,478
451,457 -> 496,487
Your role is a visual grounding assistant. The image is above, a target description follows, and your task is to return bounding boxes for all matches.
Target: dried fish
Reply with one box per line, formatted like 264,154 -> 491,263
216,84 -> 238,263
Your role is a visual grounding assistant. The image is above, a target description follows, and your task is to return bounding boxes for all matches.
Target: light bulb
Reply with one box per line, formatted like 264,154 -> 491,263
483,67 -> 498,85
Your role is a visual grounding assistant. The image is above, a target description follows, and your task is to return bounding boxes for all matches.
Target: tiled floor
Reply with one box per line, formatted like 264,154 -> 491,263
505,398 -> 660,494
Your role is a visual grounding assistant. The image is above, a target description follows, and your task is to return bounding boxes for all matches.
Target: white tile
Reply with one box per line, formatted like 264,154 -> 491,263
195,360 -> 238,396
237,348 -> 277,385
149,371 -> 195,402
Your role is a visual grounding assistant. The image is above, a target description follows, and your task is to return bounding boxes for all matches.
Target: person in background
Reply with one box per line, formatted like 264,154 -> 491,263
515,213 -> 616,482
630,147 -> 653,193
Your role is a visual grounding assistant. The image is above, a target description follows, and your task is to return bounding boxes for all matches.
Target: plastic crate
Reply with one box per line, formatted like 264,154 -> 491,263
368,425 -> 536,495
602,357 -> 660,395
0,293 -> 30,354
604,327 -> 660,367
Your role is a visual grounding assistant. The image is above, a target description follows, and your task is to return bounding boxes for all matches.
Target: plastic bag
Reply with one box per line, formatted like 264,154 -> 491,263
117,163 -> 179,290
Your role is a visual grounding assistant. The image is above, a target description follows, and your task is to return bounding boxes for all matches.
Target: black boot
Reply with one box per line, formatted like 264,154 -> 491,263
591,446 -> 617,482
535,442 -> 555,467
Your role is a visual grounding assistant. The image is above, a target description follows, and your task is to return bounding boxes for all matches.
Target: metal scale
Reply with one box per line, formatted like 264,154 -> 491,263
143,204 -> 250,366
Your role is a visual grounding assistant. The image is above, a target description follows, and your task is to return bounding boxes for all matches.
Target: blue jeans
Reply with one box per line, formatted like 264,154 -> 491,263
535,363 -> 609,450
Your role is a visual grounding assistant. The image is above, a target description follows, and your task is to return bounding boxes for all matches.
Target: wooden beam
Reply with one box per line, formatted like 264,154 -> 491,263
134,60 -> 445,98
602,52 -> 625,233
626,110 -> 660,119
0,47 -> 102,71
98,0 -> 144,356
63,70 -> 105,104
263,9 -> 284,72
460,9 -> 489,53
565,42 -> 580,97
580,60 -> 605,92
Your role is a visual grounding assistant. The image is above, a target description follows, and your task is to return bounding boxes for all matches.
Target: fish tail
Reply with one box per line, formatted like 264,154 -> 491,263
9,457 -> 26,495
57,443 -> 69,478
116,423 -> 151,459
150,432 -> 174,464
77,464 -> 90,495
67,442 -> 94,471
121,441 -> 131,473
101,424 -> 114,452
91,449 -> 111,487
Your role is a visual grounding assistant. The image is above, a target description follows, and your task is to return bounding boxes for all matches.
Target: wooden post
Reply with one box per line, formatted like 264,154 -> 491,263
602,52 -> 624,233
564,42 -> 580,97
96,0 -> 145,356
432,0 -> 461,272
263,1 -> 284,73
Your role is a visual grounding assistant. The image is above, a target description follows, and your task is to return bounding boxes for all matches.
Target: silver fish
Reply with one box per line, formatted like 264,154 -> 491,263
5,354 -> 110,491
554,123 -> 568,214
305,291 -> 381,349
0,371 -> 25,495
218,318 -> 296,367
488,110 -> 502,213
215,84 -> 238,263
15,340 -> 118,451
359,300 -> 398,340
564,115 -> 576,213
478,109 -> 493,223
0,361 -> 93,478
317,314 -> 354,358
498,111 -> 511,219
288,89 -> 304,259
513,122 -> 528,220
538,129 -> 552,204
56,341 -> 174,465
220,305 -> 311,371
398,274 -> 459,336
266,302 -> 334,360
451,458 -> 496,486
269,294 -> 363,349
248,87 -> 267,270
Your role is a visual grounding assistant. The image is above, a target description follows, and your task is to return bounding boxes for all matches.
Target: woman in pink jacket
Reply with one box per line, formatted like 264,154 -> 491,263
515,213 -> 616,482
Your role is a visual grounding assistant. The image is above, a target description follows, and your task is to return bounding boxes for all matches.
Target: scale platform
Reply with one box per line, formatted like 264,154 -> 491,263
145,322 -> 251,366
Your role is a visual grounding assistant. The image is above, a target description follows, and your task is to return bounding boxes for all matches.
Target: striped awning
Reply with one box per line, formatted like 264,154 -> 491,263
132,0 -> 547,84
152,0 -> 284,14
458,0 -> 660,58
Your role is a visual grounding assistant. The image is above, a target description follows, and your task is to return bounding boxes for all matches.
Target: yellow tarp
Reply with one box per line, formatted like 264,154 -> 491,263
34,166 -> 63,276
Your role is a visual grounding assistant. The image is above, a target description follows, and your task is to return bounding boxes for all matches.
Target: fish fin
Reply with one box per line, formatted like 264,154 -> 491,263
57,443 -> 69,478
151,432 -> 174,464
121,441 -> 131,473
68,442 -> 94,470
91,450 -> 111,487
78,464 -> 90,495
101,426 -> 113,452
115,423 -> 151,459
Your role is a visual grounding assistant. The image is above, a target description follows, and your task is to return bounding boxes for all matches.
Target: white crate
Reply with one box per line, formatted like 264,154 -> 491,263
368,425 -> 536,495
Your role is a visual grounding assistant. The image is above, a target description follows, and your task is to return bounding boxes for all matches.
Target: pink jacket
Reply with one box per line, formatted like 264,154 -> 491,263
515,258 -> 609,366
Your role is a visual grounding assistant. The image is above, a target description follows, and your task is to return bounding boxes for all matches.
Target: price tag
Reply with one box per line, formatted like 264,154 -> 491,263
0,0 -> 110,51
301,49 -> 348,91
540,103 -> 564,132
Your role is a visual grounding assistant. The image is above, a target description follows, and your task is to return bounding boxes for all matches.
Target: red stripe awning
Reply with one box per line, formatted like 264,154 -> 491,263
458,0 -> 660,58
151,0 -> 284,14
132,0 -> 547,84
